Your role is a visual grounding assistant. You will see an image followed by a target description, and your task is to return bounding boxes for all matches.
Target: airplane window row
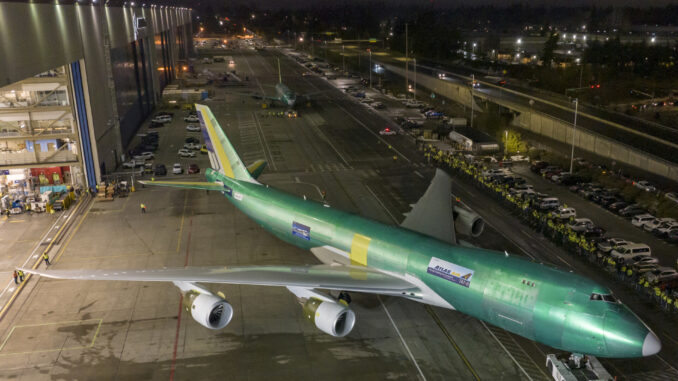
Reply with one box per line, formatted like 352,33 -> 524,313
521,279 -> 536,287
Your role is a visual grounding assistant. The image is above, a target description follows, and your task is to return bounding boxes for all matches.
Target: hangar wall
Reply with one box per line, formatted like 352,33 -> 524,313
0,2 -> 192,183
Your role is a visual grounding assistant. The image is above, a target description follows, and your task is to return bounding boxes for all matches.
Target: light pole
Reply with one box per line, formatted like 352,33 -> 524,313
405,23 -> 409,97
470,74 -> 475,128
505,130 -> 508,156
569,98 -> 579,173
368,49 -> 372,89
413,58 -> 417,100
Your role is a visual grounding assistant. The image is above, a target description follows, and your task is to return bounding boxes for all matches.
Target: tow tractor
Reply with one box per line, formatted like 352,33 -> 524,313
546,354 -> 613,381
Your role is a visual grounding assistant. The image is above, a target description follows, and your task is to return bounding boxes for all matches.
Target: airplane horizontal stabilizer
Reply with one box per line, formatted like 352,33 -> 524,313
400,169 -> 456,245
247,159 -> 267,179
138,180 -> 225,191
21,265 -> 418,295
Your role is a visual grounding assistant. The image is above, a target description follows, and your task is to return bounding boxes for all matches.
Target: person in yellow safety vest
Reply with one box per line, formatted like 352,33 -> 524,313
674,298 -> 678,312
654,287 -> 661,297
626,268 -> 633,278
667,296 -> 673,310
643,279 -> 650,289
621,265 -> 627,273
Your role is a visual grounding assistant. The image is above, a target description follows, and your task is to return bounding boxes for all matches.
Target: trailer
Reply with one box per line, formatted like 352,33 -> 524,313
546,354 -> 613,381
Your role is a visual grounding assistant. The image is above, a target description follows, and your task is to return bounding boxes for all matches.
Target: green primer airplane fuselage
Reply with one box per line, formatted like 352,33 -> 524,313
206,169 -> 656,358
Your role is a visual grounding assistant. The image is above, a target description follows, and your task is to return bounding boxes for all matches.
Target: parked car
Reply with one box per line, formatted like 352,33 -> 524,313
610,243 -> 652,262
631,214 -> 655,228
643,217 -> 674,233
156,111 -> 174,117
654,222 -> 678,237
666,229 -> 678,243
133,152 -> 154,161
372,102 -> 385,109
554,207 -> 576,220
154,164 -> 167,176
537,197 -> 560,210
149,121 -> 165,128
646,267 -> 678,284
184,115 -> 199,123
628,256 -> 659,266
151,115 -> 171,124
184,142 -> 201,150
172,163 -> 183,174
185,137 -> 199,144
634,180 -> 657,192
186,124 -> 201,132
664,192 -> 678,204
619,204 -> 648,218
188,164 -> 200,174
530,161 -> 549,173
597,238 -> 632,253
607,201 -> 628,212
632,263 -> 659,275
122,160 -> 137,169
379,127 -> 397,136
569,218 -> 595,233
177,149 -> 196,158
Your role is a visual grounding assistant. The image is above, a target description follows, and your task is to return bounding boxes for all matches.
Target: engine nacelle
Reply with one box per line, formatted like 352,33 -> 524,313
453,205 -> 485,237
188,293 -> 234,330
303,298 -> 356,337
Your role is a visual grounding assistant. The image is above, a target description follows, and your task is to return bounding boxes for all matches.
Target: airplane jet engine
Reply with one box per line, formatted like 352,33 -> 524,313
187,293 -> 234,330
453,205 -> 485,237
302,298 -> 356,337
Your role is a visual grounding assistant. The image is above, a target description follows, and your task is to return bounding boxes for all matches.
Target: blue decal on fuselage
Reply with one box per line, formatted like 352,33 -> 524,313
427,257 -> 474,288
292,221 -> 310,241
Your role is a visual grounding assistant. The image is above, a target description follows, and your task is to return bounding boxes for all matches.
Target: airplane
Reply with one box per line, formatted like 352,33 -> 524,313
248,58 -> 323,108
23,104 -> 661,359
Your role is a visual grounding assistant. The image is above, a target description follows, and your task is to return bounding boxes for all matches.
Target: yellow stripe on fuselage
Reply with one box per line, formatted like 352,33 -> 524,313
198,106 -> 234,178
350,234 -> 371,266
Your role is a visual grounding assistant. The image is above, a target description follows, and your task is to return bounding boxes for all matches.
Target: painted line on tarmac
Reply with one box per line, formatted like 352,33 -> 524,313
426,306 -> 481,381
365,185 -> 399,224
378,296 -> 427,381
252,112 -> 278,171
479,321 -> 534,381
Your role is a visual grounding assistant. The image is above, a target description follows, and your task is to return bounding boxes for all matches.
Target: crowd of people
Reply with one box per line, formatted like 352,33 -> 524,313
422,144 -> 678,314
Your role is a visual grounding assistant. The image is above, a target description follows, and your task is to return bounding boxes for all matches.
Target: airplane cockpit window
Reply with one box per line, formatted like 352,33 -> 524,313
590,293 -> 618,303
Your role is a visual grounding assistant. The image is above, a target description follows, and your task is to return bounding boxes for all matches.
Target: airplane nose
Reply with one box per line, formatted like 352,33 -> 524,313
642,331 -> 661,356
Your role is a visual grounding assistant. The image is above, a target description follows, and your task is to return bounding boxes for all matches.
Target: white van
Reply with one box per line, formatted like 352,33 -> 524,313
538,197 -> 560,210
610,244 -> 652,263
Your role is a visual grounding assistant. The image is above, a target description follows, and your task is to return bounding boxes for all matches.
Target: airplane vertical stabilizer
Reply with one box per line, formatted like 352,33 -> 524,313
196,104 -> 256,182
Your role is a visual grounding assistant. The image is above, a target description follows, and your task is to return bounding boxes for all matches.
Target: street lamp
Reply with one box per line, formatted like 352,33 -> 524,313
505,130 -> 509,156
470,74 -> 475,128
569,98 -> 579,173
368,49 -> 372,89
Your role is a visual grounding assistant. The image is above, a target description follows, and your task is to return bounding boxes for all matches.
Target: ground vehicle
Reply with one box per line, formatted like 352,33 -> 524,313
665,192 -> 678,204
537,197 -> 560,210
302,72 -> 313,77
597,238 -> 632,253
607,201 -> 628,212
667,229 -> 678,243
188,164 -> 200,174
530,161 -> 549,173
631,214 -> 655,228
619,204 -> 647,218
643,217 -> 673,233
598,195 -> 618,207
200,144 -> 208,154
185,137 -> 199,144
610,244 -> 652,262
149,121 -> 165,128
152,115 -> 171,124
285,109 -> 298,118
629,256 -> 659,266
154,164 -> 167,176
184,143 -> 201,150
371,102 -> 385,109
554,207 -> 576,220
424,110 -> 444,119
133,152 -> 154,161
178,149 -> 196,158
634,180 -> 657,192
546,354 -> 612,381
632,262 -> 659,275
654,222 -> 678,237
186,124 -> 201,132
122,159 -> 145,168
172,163 -> 183,174
379,127 -> 397,136
569,218 -> 595,233
540,166 -> 560,175
646,267 -> 678,284
184,115 -> 199,123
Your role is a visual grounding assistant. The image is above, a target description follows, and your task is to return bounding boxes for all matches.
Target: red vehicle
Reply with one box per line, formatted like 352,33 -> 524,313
188,164 -> 200,174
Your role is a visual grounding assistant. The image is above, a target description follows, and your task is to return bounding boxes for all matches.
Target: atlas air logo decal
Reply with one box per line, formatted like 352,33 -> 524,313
292,221 -> 311,241
427,257 -> 474,288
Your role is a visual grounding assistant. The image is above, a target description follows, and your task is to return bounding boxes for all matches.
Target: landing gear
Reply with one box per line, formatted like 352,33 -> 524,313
338,291 -> 352,305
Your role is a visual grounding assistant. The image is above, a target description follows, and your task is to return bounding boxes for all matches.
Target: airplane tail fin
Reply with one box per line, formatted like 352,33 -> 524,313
247,159 -> 267,179
278,58 -> 282,84
195,104 -> 255,182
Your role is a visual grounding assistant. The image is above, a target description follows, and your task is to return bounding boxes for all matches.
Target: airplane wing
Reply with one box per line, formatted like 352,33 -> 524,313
138,180 -> 225,191
400,169 -> 456,245
21,265 -> 418,295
